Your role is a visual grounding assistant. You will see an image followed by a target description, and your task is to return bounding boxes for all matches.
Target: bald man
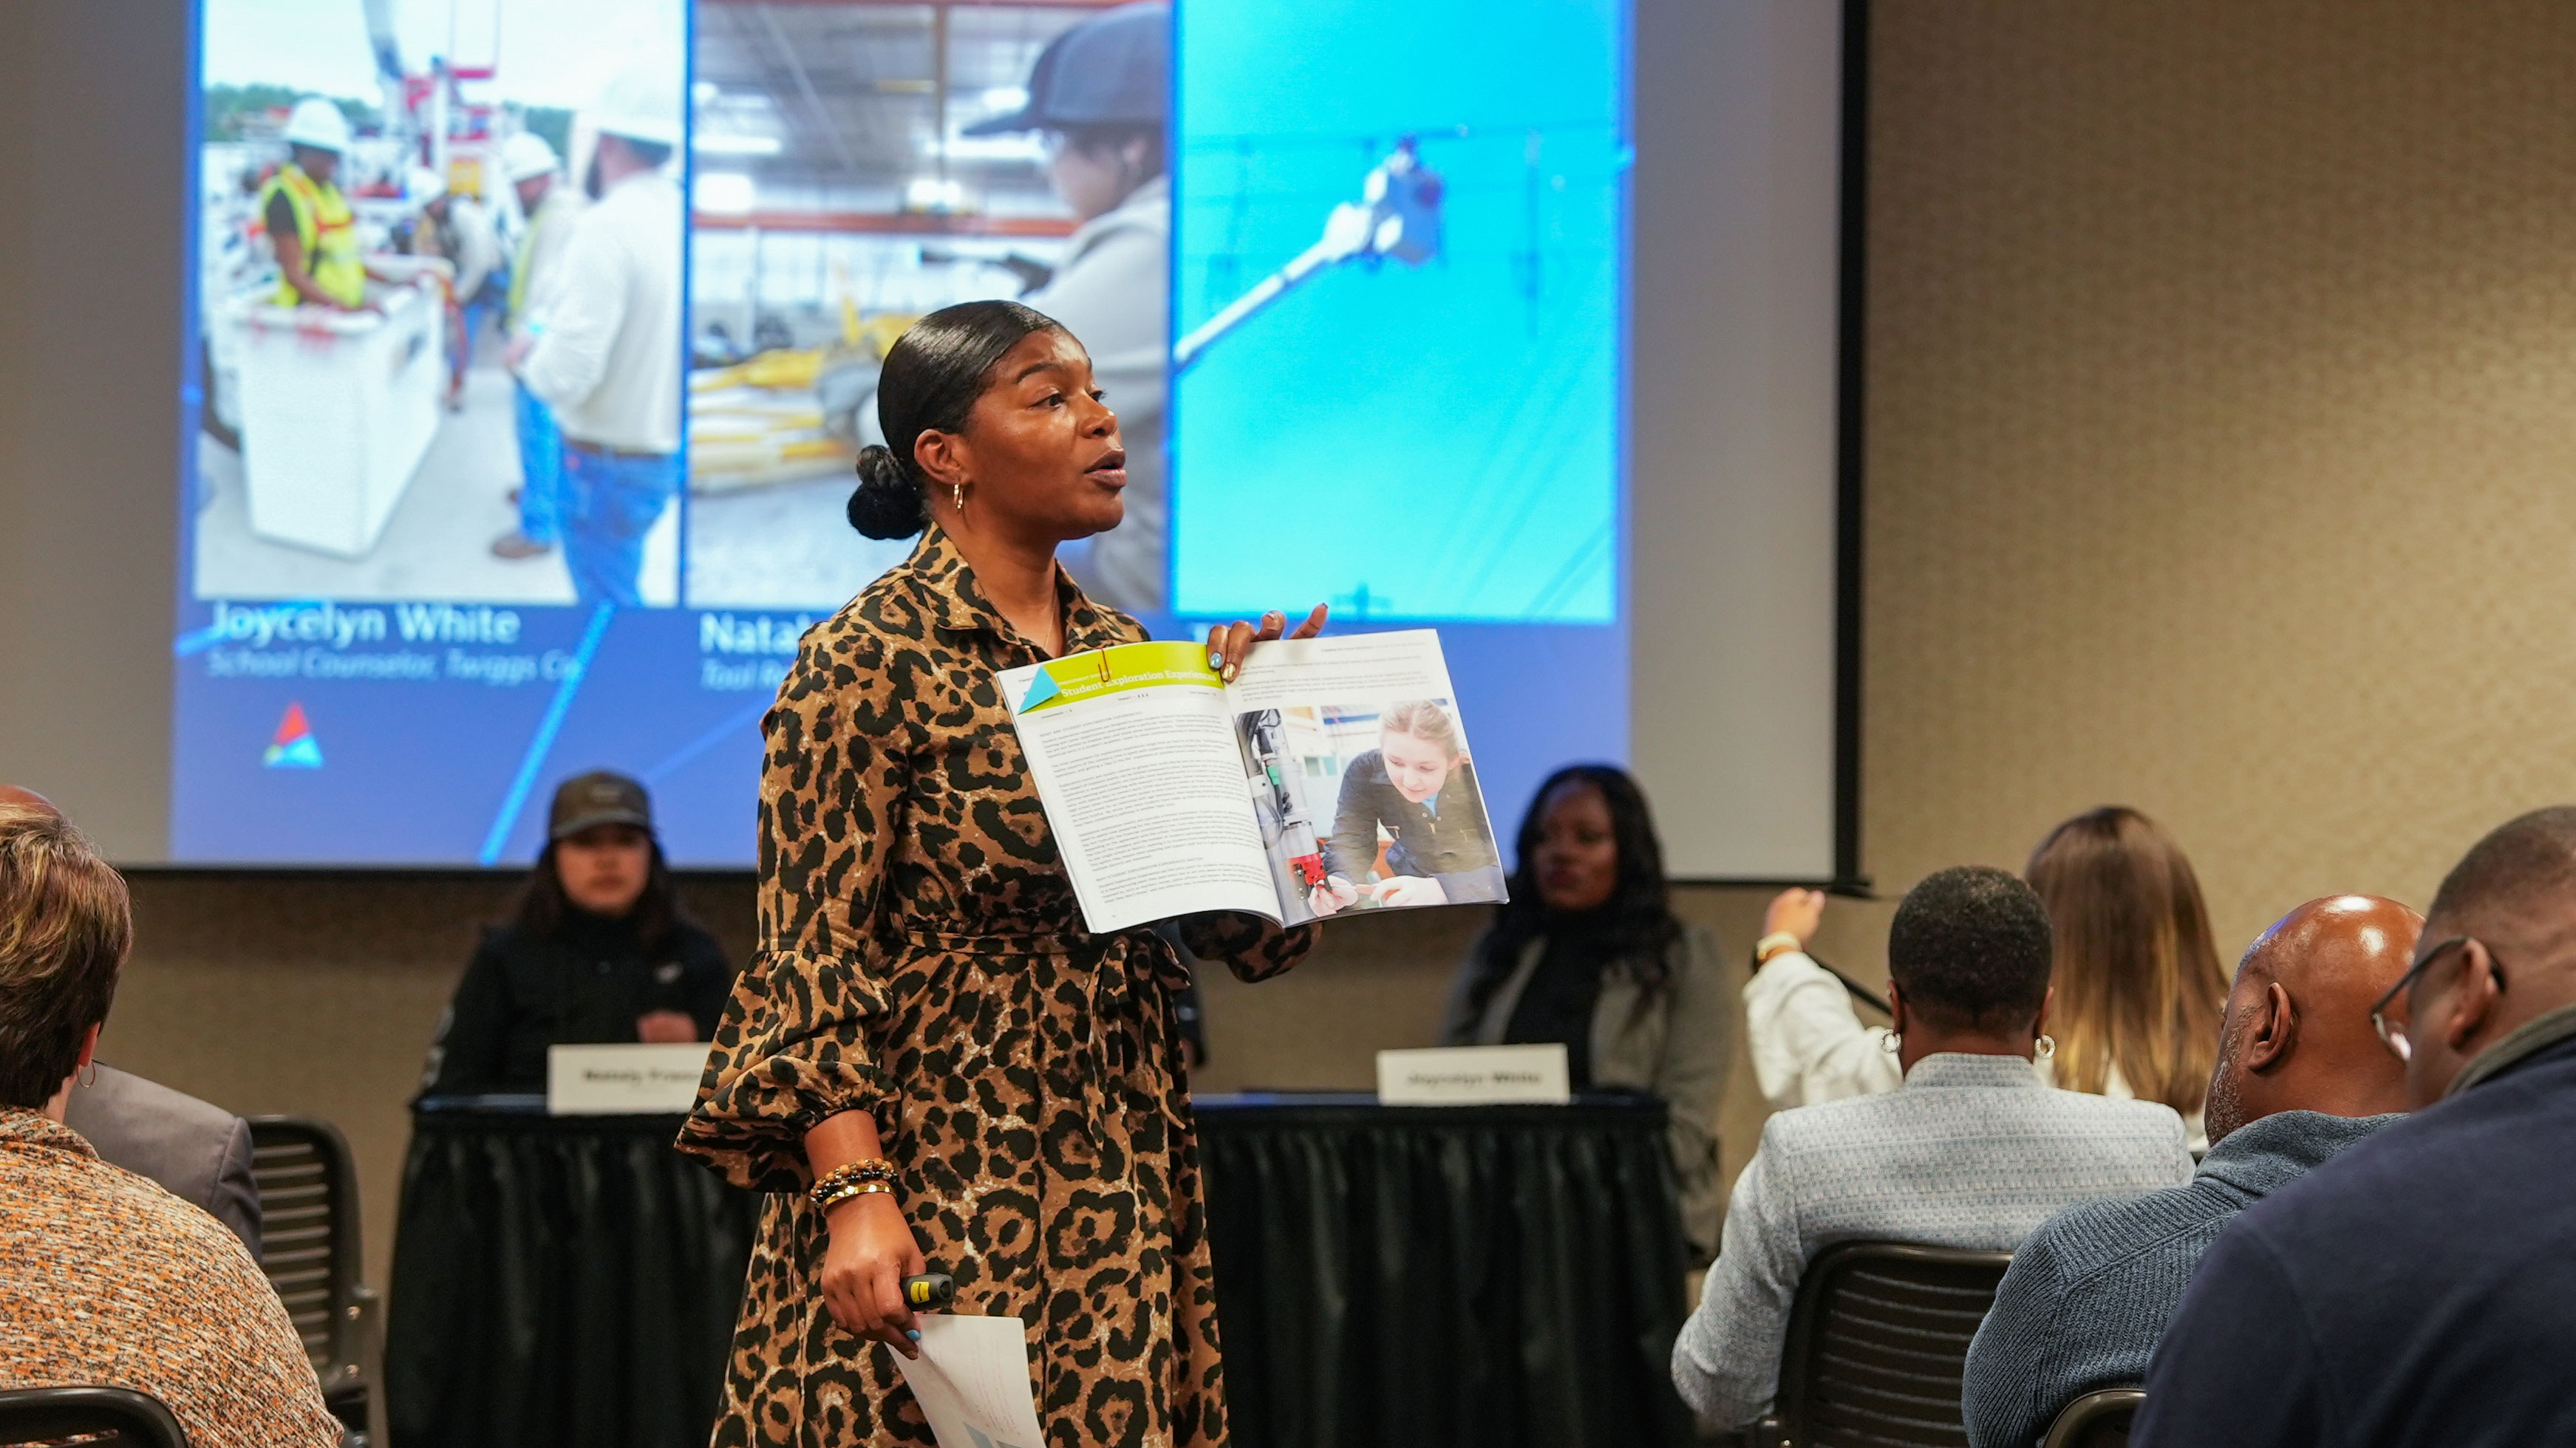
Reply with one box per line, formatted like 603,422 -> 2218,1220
1960,895 -> 2417,1448
2136,809 -> 2576,1448
0,783 -> 262,1254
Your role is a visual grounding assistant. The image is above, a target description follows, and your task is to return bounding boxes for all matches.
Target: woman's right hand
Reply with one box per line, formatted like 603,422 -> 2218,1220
820,1193 -> 928,1359
1762,887 -> 1827,949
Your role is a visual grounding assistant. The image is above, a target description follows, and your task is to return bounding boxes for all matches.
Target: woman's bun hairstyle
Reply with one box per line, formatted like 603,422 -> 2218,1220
845,298 -> 1067,541
847,444 -> 923,539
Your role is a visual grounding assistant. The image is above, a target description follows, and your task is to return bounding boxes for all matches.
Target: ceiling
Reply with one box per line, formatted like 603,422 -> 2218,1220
692,1 -> 1120,208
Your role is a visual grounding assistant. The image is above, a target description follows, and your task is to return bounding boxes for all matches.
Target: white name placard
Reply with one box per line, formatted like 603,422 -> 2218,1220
1375,1043 -> 1572,1106
547,1042 -> 714,1116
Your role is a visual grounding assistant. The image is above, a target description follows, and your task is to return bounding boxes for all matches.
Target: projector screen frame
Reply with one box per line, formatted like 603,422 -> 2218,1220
1830,0 -> 1870,897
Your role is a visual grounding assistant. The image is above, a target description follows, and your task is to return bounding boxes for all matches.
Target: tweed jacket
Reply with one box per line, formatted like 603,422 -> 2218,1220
0,1108 -> 341,1447
1671,1053 -> 2195,1429
1960,1109 -> 2395,1448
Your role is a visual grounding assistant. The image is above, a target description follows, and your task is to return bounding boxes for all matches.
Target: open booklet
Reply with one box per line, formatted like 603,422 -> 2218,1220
999,629 -> 1507,934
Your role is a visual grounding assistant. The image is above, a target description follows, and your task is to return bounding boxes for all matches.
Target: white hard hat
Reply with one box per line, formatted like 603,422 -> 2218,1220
282,97 -> 352,153
500,131 -> 559,182
409,166 -> 447,204
590,59 -> 684,148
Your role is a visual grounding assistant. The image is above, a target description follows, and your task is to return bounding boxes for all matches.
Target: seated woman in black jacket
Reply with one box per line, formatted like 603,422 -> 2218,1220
1440,764 -> 1734,1260
1309,698 -> 1505,914
421,771 -> 732,1095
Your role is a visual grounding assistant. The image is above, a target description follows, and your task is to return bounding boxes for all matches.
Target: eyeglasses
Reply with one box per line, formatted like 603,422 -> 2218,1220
2371,935 -> 2505,1062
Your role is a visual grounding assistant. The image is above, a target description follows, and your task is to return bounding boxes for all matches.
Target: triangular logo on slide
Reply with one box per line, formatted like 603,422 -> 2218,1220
263,702 -> 324,769
1016,671 -> 1063,713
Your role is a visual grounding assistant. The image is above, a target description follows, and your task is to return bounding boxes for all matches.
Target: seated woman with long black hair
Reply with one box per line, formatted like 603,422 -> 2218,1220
421,771 -> 732,1094
1439,763 -> 1734,1259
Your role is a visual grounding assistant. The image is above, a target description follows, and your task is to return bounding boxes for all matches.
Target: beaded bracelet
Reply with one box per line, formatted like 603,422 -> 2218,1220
810,1158 -> 897,1212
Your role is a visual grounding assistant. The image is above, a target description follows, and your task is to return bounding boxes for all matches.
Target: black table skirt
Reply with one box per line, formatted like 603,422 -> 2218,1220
1198,1095 -> 1694,1448
386,1093 -> 1691,1448
385,1100 -> 757,1448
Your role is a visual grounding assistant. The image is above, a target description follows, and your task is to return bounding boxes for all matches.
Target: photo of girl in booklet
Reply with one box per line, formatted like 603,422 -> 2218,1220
1244,698 -> 1505,918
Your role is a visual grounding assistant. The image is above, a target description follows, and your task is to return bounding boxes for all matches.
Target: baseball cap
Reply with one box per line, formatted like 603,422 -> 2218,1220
548,771 -> 654,841
963,2 -> 1167,136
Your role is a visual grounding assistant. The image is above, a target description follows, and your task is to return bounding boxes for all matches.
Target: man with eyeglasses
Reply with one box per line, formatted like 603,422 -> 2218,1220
1961,895 -> 2416,1448
2134,807 -> 2576,1448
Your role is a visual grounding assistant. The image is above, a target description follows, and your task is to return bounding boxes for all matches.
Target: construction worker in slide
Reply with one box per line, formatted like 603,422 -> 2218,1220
260,98 -> 401,311
493,131 -> 582,562
966,1 -> 1171,612
411,167 -> 505,411
511,62 -> 684,606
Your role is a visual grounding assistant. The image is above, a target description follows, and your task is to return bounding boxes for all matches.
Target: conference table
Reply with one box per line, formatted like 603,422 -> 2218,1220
386,1093 -> 1694,1448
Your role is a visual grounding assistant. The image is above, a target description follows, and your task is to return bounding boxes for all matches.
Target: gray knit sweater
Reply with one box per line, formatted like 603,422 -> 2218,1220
1959,1108 -> 2399,1448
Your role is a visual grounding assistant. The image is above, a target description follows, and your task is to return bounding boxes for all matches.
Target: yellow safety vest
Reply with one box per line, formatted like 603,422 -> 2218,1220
260,163 -> 366,308
508,191 -> 560,324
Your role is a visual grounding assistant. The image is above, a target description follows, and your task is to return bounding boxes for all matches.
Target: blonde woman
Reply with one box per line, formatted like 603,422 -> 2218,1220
1307,699 -> 1505,914
1745,806 -> 2226,1150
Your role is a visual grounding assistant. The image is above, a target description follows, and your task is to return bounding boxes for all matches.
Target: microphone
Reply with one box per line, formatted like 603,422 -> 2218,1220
902,1272 -> 955,1310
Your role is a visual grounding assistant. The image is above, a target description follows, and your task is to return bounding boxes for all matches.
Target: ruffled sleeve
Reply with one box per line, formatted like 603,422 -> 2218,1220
1177,911 -> 1318,984
678,616 -> 913,1192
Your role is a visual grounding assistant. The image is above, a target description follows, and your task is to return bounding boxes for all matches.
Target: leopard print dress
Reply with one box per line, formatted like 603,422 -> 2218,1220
678,525 -> 1315,1448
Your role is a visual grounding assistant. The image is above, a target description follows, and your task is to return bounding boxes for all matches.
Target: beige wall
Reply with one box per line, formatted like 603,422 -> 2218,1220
81,0 -> 2576,1292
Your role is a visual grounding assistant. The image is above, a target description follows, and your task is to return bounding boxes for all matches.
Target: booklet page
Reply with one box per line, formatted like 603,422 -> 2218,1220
1000,641 -> 1281,933
1223,630 -> 1508,925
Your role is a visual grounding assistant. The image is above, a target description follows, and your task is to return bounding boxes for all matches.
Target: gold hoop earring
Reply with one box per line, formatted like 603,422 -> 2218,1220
2034,1034 -> 2057,1060
952,481 -> 966,511
77,1061 -> 97,1089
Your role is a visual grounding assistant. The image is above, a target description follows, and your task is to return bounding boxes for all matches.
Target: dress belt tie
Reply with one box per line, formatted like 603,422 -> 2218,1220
894,923 -> 1188,1133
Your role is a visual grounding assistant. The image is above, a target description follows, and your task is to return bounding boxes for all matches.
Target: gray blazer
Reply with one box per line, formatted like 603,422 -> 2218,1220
1442,923 -> 1735,1260
63,1063 -> 262,1257
1672,1054 -> 2194,1429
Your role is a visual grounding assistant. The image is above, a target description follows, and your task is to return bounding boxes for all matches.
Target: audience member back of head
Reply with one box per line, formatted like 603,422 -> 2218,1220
1672,866 -> 2194,1431
0,803 -> 343,1448
1963,894 -> 2418,1448
2136,808 -> 2576,1448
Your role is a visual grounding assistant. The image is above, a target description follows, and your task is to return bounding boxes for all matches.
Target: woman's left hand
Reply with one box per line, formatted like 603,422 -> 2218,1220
1207,605 -> 1329,683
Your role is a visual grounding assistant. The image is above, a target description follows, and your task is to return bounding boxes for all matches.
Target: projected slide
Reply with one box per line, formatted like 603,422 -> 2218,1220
169,0 -> 1630,866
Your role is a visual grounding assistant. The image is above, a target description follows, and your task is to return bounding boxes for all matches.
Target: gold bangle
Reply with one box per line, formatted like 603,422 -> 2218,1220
815,1179 -> 895,1214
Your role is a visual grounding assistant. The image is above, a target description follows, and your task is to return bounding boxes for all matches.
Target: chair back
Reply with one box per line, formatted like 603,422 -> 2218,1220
0,1385 -> 190,1447
1771,1241 -> 2012,1448
248,1115 -> 375,1434
2040,1387 -> 2143,1448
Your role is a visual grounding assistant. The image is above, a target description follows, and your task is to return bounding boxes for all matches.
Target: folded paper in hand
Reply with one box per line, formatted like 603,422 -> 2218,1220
890,1313 -> 1046,1448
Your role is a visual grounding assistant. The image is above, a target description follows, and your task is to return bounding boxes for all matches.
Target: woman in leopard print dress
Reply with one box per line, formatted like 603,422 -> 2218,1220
678,300 -> 1322,1447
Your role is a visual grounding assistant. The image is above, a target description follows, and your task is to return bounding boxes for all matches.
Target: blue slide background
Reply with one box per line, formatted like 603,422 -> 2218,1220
168,0 -> 1629,867
1171,0 -> 1626,624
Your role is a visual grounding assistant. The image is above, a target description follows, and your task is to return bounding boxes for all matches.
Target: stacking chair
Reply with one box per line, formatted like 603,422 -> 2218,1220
248,1116 -> 379,1443
1745,1242 -> 2014,1448
2040,1388 -> 2144,1448
0,1385 -> 189,1447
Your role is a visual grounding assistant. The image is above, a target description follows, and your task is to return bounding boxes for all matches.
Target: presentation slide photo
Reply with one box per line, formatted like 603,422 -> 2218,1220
1238,698 -> 1505,925
1171,0 -> 1624,625
191,0 -> 684,607
685,2 -> 1158,612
